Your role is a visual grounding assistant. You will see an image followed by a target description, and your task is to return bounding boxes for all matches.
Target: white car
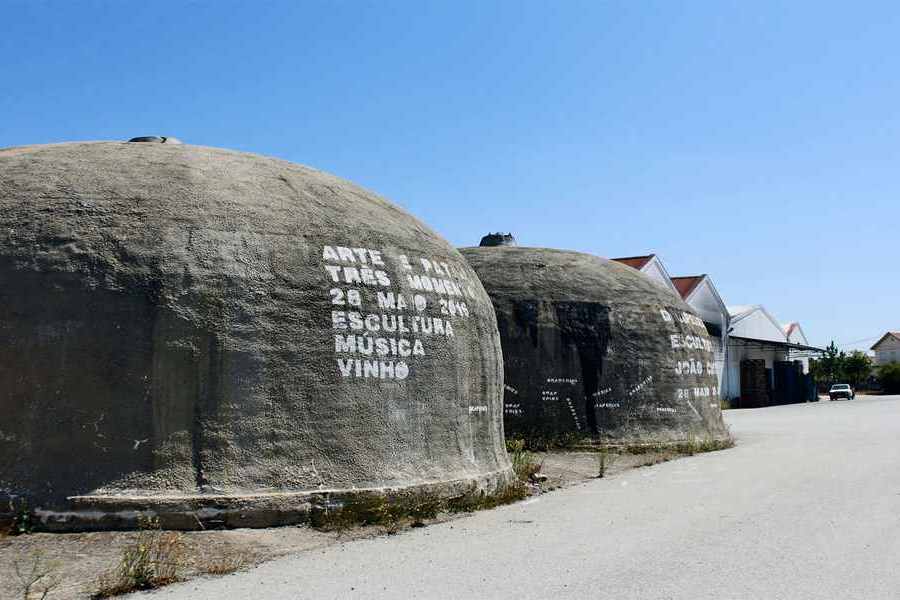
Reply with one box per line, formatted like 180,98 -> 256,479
829,384 -> 855,401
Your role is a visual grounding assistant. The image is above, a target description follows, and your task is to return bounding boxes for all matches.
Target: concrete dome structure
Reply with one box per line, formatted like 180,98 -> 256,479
0,141 -> 511,529
459,246 -> 728,446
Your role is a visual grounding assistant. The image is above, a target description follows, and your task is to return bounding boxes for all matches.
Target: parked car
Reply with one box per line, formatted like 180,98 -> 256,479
829,383 -> 855,401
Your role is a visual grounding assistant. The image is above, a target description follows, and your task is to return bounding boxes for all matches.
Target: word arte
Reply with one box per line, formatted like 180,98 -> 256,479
322,245 -> 470,280
322,245 -> 474,298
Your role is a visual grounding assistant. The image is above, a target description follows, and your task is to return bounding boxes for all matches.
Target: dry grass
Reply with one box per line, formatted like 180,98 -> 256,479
594,446 -> 619,478
200,552 -> 249,576
13,550 -> 60,600
309,491 -> 445,533
446,481 -> 530,513
91,519 -> 185,598
506,439 -> 543,482
309,481 -> 530,532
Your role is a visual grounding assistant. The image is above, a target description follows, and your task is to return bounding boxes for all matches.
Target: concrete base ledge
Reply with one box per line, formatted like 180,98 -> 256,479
24,468 -> 516,532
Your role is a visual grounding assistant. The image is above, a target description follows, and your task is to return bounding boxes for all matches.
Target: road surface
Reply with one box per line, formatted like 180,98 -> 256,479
140,395 -> 900,600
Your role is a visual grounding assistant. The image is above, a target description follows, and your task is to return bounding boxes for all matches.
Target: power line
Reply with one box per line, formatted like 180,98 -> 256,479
836,333 -> 898,348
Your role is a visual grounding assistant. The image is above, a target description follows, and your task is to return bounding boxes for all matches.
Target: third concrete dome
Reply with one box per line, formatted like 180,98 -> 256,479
459,245 -> 729,445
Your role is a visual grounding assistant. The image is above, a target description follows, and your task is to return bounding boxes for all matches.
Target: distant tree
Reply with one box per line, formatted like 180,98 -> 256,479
878,363 -> 900,394
817,341 -> 846,385
843,351 -> 873,387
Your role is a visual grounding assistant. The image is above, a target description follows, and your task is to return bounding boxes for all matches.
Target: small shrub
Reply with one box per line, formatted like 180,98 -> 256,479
92,517 -> 185,598
506,439 -> 542,482
5,500 -> 33,536
595,446 -> 618,478
878,363 -> 900,394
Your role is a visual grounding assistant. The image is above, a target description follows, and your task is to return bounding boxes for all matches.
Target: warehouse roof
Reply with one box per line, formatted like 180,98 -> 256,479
670,275 -> 704,300
611,255 -> 654,269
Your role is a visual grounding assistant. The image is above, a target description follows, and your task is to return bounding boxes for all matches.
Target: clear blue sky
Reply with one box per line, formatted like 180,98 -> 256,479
4,1 -> 898,351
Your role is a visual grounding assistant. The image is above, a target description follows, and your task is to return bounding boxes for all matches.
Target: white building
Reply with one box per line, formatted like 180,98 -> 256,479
871,332 -> 900,365
613,253 -> 821,406
725,305 -> 790,402
725,306 -> 820,405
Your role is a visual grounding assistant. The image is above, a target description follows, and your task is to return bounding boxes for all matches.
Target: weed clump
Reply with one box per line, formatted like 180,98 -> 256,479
506,439 -> 542,482
92,517 -> 185,598
310,491 -> 443,533
3,499 -> 34,536
594,446 -> 618,478
447,482 -> 530,513
310,482 -> 529,532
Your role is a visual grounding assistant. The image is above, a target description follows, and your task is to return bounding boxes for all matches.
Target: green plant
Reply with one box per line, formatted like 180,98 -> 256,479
513,431 -> 588,452
447,482 -> 530,513
844,351 -> 873,387
878,363 -> 900,394
8,500 -> 33,536
310,491 -> 444,532
309,483 -> 528,532
506,439 -> 542,482
92,517 -> 185,598
595,446 -> 618,478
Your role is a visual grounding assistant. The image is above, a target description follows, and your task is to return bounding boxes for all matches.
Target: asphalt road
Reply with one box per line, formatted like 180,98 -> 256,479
141,395 -> 900,600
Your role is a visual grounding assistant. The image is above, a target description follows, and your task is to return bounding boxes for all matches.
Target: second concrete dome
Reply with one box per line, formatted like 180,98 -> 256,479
460,246 -> 728,446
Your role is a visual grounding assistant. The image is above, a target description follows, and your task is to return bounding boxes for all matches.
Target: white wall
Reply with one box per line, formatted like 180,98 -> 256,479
682,280 -> 729,400
874,336 -> 900,365
640,259 -> 680,297
688,280 -> 728,334
730,308 -> 787,343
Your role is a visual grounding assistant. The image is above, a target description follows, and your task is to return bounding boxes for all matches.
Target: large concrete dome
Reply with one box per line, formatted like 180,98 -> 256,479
0,141 -> 511,529
459,246 -> 728,446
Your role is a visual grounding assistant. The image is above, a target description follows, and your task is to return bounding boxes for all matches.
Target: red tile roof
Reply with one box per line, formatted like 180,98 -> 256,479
611,255 -> 654,270
670,275 -> 704,300
783,322 -> 800,336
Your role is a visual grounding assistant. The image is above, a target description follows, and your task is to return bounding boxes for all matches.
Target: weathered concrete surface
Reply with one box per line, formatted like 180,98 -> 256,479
460,246 -> 727,444
0,142 -> 511,527
136,396 -> 900,600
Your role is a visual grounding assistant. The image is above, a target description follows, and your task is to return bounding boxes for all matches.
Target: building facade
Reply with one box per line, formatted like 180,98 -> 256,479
612,252 -> 821,406
871,332 -> 900,365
